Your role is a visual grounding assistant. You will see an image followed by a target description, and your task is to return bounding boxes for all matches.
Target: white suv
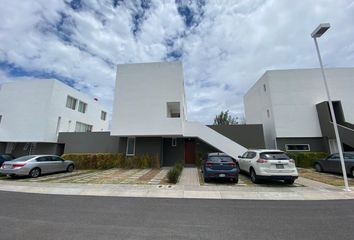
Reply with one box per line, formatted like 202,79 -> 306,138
237,149 -> 298,184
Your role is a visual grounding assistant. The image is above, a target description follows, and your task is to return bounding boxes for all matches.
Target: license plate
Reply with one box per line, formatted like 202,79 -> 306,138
219,174 -> 226,177
276,164 -> 284,169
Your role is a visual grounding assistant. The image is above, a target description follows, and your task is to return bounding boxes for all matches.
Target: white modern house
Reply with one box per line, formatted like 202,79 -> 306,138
244,68 -> 354,153
109,61 -> 249,165
0,79 -> 109,156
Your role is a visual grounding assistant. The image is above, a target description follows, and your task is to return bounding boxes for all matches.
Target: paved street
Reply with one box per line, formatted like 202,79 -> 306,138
0,191 -> 353,240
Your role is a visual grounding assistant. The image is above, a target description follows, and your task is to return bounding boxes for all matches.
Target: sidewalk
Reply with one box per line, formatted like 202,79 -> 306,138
1,177 -> 353,200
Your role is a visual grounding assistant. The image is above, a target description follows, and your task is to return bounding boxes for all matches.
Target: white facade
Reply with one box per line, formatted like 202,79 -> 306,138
111,61 -> 247,159
244,68 -> 354,148
111,61 -> 186,136
0,79 -> 109,143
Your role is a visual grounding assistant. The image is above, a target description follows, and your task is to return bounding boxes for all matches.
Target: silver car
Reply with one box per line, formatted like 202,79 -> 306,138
0,155 -> 74,178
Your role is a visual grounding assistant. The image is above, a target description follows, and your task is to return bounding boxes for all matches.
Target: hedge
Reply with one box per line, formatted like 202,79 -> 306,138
61,153 -> 160,170
167,162 -> 184,184
287,152 -> 327,168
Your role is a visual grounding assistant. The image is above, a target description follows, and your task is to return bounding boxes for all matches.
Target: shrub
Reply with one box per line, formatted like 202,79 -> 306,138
167,162 -> 184,184
287,152 -> 327,168
61,153 -> 160,170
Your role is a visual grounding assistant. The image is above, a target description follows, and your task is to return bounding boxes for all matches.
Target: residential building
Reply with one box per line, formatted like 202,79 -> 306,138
244,68 -> 354,153
59,61 -> 265,166
0,79 -> 109,156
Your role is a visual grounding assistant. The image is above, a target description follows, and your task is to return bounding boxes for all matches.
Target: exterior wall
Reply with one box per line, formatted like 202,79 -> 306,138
244,72 -> 276,148
276,137 -> 327,152
0,79 -> 109,143
111,61 -> 186,136
163,138 -> 185,166
1,142 -> 64,158
58,132 -> 120,154
208,124 -> 265,149
245,68 -> 354,149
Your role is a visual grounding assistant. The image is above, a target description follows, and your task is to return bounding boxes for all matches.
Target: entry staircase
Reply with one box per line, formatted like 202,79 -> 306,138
183,121 -> 248,159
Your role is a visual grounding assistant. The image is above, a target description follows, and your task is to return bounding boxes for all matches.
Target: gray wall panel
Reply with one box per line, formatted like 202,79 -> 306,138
276,137 -> 327,152
163,138 -> 184,166
58,132 -> 120,154
208,124 -> 265,149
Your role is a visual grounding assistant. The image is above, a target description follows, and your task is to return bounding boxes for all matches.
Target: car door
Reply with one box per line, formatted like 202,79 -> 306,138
50,156 -> 66,172
35,156 -> 52,174
325,154 -> 341,173
238,151 -> 249,171
244,151 -> 257,173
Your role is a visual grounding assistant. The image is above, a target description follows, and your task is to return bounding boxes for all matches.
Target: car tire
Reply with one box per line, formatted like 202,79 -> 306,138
29,168 -> 41,178
236,163 -> 241,173
314,163 -> 323,172
351,168 -> 354,178
232,177 -> 239,184
204,176 -> 210,183
250,168 -> 259,184
66,164 -> 74,172
284,179 -> 295,185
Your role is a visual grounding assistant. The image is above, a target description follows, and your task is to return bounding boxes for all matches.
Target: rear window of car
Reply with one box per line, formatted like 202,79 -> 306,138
208,156 -> 233,162
260,152 -> 290,160
11,155 -> 35,162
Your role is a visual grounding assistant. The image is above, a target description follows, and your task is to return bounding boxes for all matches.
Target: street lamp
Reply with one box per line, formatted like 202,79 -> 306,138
311,23 -> 350,191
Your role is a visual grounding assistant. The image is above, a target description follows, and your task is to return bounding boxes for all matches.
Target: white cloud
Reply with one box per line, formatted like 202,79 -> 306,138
0,0 -> 354,125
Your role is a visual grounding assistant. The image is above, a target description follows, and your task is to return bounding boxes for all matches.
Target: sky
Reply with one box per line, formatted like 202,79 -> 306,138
0,0 -> 354,124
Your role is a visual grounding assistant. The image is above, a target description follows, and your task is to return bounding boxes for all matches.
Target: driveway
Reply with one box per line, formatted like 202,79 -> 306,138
0,168 -> 170,185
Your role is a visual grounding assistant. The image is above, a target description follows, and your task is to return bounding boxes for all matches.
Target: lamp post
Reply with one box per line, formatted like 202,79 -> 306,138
311,23 -> 350,191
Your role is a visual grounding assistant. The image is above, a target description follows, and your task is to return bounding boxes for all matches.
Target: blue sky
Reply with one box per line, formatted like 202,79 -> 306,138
1,0 -> 354,123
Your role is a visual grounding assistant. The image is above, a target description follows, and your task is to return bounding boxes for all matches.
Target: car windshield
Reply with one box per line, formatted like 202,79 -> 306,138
11,155 -> 35,162
260,152 -> 290,160
209,156 -> 232,162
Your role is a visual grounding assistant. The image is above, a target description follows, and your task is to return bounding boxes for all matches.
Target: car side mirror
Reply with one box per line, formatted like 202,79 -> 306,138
238,155 -> 242,158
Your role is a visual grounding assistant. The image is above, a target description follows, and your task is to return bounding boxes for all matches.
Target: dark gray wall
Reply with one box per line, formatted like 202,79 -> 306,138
135,137 -> 162,157
276,137 -> 327,152
163,138 -> 185,166
58,132 -> 120,154
208,124 -> 265,149
0,142 -> 5,154
0,142 -> 64,158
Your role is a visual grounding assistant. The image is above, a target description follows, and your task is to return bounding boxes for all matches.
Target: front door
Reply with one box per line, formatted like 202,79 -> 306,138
185,138 -> 195,165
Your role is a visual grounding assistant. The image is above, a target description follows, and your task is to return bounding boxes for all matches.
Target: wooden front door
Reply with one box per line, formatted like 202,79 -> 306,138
185,138 -> 196,165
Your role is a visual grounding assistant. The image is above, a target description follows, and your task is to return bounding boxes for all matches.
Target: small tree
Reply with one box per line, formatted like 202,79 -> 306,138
213,110 -> 238,125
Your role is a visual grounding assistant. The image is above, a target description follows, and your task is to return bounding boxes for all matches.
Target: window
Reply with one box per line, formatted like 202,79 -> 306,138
126,137 -> 136,156
101,111 -> 107,121
344,153 -> 354,160
0,115 -> 2,124
172,138 -> 177,147
66,96 -> 77,110
285,144 -> 310,151
263,84 -> 267,92
56,116 -> 61,135
78,101 -> 87,113
167,102 -> 180,118
327,154 -> 340,160
247,152 -> 257,158
75,121 -> 93,132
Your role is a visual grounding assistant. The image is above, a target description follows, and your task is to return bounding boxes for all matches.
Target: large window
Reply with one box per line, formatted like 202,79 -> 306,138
101,111 -> 107,121
78,101 -> 87,113
66,96 -> 77,110
167,102 -> 180,118
126,137 -> 136,156
285,144 -> 310,151
75,121 -> 92,132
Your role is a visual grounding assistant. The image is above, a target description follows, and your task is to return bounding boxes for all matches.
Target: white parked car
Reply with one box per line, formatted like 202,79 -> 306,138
237,149 -> 298,184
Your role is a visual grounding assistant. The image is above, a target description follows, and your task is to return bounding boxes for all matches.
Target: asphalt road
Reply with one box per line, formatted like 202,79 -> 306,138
0,191 -> 353,240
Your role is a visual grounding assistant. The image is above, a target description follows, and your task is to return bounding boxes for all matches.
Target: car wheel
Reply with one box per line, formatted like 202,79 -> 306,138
204,175 -> 210,183
250,169 -> 259,184
314,163 -> 323,172
232,177 -> 239,184
29,168 -> 41,178
66,164 -> 74,172
284,179 -> 295,185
